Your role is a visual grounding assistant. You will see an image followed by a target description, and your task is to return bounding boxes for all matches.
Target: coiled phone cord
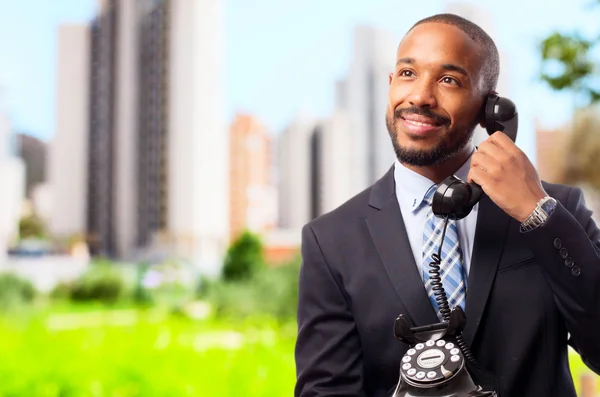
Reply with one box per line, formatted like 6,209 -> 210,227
427,215 -> 477,365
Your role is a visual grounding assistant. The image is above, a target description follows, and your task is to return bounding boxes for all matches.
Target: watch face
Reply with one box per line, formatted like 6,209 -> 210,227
541,198 -> 557,215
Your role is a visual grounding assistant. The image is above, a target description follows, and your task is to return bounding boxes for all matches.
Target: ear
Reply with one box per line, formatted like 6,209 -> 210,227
388,72 -> 393,85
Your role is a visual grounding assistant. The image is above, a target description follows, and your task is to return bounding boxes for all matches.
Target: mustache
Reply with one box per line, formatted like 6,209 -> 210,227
394,106 -> 450,126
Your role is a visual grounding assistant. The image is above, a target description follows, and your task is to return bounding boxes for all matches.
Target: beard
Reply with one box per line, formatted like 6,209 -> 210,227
386,106 -> 479,167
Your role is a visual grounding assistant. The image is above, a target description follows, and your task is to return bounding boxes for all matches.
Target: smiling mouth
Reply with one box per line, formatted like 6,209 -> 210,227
401,118 -> 442,127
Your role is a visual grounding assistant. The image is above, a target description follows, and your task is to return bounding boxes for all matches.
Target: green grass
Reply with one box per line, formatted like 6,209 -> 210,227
0,303 -> 596,397
0,305 -> 297,397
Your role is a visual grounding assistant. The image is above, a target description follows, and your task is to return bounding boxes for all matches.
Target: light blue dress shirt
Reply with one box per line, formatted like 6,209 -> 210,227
393,155 -> 478,281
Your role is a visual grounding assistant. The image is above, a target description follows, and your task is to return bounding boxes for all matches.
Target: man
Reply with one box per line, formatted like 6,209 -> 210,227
294,13 -> 600,397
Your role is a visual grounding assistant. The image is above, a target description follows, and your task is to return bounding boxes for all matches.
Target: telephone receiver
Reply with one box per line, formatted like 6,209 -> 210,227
432,93 -> 519,220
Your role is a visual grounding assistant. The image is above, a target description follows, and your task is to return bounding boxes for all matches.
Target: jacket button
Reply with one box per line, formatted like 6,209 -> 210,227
553,238 -> 562,249
564,257 -> 574,268
571,266 -> 581,276
559,247 -> 568,259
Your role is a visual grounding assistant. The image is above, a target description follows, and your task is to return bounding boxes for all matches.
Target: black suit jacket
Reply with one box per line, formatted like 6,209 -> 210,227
294,166 -> 600,397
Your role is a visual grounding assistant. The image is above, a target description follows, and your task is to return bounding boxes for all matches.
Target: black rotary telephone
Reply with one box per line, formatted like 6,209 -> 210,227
390,93 -> 518,397
432,93 -> 518,221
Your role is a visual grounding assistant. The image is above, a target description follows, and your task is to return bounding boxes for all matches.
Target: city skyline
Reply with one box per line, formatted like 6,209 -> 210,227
0,0 -> 598,164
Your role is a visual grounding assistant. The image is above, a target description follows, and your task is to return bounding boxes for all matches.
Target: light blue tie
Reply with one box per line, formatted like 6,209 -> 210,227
421,185 -> 467,321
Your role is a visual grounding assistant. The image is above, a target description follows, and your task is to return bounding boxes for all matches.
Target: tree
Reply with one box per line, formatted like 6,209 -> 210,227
538,1 -> 600,106
221,230 -> 265,282
538,2 -> 600,191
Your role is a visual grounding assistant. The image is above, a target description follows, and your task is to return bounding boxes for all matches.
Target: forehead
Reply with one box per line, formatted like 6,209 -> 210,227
397,22 -> 483,75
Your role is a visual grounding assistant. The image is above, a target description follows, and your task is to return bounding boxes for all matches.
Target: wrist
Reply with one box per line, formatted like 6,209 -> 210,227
516,193 -> 546,223
520,196 -> 557,233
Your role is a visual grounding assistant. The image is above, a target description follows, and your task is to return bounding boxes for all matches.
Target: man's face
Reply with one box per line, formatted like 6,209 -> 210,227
386,22 -> 486,166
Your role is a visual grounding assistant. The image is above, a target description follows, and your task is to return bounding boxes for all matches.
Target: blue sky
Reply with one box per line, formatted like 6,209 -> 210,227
0,0 -> 598,161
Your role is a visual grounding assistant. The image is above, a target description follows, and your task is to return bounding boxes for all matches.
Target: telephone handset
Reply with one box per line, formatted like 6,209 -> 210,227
390,94 -> 516,397
432,93 -> 519,220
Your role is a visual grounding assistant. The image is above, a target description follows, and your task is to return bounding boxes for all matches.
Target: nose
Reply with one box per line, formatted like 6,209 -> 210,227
407,78 -> 437,108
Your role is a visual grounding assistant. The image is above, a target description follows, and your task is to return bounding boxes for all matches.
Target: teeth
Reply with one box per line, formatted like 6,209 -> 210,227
405,119 -> 436,127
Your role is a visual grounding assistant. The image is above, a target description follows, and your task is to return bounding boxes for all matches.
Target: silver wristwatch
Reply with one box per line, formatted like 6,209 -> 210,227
520,196 -> 557,233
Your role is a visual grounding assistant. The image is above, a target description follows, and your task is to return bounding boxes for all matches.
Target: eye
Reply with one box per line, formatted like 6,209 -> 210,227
441,76 -> 460,86
399,70 -> 415,78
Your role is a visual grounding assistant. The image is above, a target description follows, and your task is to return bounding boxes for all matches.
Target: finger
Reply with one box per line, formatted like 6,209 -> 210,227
467,166 -> 490,189
471,150 -> 502,176
489,131 -> 517,151
477,138 -> 510,164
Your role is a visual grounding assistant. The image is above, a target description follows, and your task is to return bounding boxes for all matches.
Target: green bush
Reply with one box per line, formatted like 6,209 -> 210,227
68,262 -> 126,305
208,256 -> 301,324
0,272 -> 36,311
222,230 -> 265,282
18,214 -> 47,240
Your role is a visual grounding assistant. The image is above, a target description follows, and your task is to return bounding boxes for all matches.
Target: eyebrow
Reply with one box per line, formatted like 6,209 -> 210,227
396,57 -> 415,65
441,63 -> 469,77
396,57 -> 469,77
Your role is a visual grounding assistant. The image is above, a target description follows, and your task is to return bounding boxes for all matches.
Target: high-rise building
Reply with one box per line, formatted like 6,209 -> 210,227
114,0 -> 140,259
0,98 -> 25,265
51,0 -> 228,275
336,25 -> 398,195
87,2 -> 117,257
15,133 -> 47,199
0,87 -> 10,158
228,114 -> 276,242
277,115 -> 314,230
49,24 -> 90,242
165,0 -> 228,276
311,110 -> 353,216
277,110 -> 353,229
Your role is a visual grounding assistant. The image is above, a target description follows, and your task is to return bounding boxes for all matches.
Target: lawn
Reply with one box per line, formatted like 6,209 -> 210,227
0,303 -> 596,397
0,305 -> 297,397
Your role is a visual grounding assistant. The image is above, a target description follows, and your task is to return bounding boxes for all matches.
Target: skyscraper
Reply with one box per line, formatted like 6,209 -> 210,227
49,24 -> 90,242
336,25 -> 399,195
86,0 -> 117,257
312,110 -> 353,216
0,95 -> 25,265
228,114 -> 276,242
277,110 -> 353,230
136,0 -> 169,252
166,0 -> 228,276
277,115 -> 314,230
51,0 -> 228,275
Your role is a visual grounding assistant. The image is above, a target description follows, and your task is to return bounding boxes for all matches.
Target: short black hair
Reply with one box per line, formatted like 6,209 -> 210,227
407,13 -> 500,93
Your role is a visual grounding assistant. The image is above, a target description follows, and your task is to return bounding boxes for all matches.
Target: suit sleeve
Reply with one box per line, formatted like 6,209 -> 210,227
523,187 -> 600,374
294,224 -> 366,397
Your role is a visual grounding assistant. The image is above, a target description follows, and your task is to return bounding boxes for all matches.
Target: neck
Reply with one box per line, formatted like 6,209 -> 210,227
401,143 -> 474,184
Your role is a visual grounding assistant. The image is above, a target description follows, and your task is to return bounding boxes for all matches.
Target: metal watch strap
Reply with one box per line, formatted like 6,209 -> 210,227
520,196 -> 557,233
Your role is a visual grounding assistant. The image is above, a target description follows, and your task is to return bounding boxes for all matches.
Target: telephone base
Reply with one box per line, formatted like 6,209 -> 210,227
391,369 -> 496,397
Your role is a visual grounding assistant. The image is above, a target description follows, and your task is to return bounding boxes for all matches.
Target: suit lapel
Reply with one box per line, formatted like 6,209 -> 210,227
366,167 -> 511,338
463,194 -> 512,346
366,169 -> 439,327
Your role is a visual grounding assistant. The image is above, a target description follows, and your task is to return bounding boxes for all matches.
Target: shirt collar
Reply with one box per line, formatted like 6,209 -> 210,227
393,151 -> 474,214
